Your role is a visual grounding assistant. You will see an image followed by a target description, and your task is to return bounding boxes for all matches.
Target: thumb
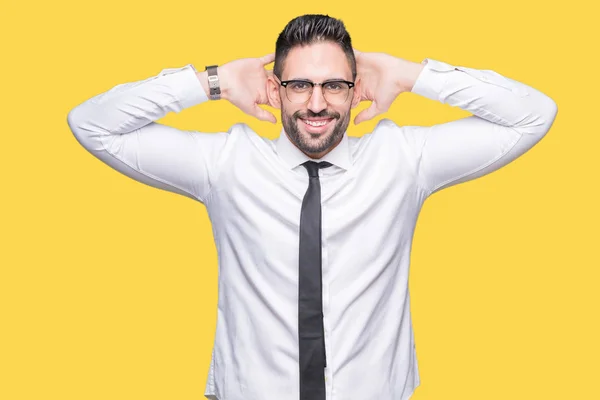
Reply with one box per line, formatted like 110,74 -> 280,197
354,102 -> 380,125
252,104 -> 277,124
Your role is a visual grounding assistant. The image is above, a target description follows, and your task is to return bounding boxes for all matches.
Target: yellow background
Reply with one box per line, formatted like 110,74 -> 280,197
1,0 -> 598,399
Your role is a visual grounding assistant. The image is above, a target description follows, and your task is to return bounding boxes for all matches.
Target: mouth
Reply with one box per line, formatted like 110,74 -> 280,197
299,118 -> 335,134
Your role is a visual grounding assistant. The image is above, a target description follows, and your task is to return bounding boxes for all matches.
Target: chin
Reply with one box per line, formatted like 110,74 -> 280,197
301,131 -> 339,154
299,125 -> 333,143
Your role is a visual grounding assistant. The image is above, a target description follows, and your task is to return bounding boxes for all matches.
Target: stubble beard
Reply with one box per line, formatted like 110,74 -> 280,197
281,105 -> 350,156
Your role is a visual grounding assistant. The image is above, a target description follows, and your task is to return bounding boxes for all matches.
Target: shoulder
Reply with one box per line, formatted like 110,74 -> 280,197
353,118 -> 429,163
227,122 -> 271,142
372,118 -> 428,147
202,122 -> 263,149
360,118 -> 421,145
205,123 -> 277,162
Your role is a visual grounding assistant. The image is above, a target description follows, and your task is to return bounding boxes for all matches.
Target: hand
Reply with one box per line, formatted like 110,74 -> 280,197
218,53 -> 277,123
353,49 -> 423,125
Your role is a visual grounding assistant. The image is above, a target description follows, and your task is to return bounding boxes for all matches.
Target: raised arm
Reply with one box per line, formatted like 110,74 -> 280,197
353,50 -> 558,197
406,58 -> 557,196
66,54 -> 276,203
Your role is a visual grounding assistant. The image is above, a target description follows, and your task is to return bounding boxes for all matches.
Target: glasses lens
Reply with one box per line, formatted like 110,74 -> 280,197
323,81 -> 351,104
286,81 -> 351,104
286,81 -> 312,104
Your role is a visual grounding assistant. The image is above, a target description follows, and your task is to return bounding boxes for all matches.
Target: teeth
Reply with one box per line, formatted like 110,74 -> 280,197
303,119 -> 329,127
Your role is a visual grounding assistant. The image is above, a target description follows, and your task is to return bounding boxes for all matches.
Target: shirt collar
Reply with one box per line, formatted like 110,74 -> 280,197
275,127 -> 352,171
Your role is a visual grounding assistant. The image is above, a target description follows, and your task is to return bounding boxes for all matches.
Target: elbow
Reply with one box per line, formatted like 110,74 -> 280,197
524,96 -> 558,138
66,106 -> 81,135
67,105 -> 87,146
538,98 -> 558,140
66,104 -> 102,152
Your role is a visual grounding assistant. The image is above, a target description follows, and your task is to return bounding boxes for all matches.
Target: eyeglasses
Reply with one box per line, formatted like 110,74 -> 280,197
275,76 -> 355,105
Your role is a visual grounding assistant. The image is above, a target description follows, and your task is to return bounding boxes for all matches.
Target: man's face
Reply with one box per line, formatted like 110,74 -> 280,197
268,41 -> 361,158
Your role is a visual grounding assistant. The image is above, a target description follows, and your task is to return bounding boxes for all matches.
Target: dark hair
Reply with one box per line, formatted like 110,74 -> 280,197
273,14 -> 356,82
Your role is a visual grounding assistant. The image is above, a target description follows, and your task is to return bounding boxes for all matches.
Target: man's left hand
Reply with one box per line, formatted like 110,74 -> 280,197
353,49 -> 425,125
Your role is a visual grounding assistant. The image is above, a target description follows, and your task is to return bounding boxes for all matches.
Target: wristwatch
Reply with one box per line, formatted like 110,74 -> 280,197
205,65 -> 221,100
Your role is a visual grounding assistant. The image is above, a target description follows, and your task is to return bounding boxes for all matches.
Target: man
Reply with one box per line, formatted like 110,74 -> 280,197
67,13 -> 557,400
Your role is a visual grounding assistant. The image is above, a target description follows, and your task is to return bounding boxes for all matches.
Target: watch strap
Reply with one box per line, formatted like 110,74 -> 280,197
205,65 -> 221,100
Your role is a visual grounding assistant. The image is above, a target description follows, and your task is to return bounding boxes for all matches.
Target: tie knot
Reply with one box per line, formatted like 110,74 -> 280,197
302,161 -> 333,177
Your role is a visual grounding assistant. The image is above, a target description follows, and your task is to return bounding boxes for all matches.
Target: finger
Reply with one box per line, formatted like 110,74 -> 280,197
252,104 -> 277,124
260,53 -> 275,65
354,102 -> 380,125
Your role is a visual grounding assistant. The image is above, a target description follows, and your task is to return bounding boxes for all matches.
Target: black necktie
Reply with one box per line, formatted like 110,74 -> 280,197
298,160 -> 332,400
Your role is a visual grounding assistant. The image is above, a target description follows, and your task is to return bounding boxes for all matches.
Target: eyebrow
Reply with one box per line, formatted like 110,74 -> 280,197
288,77 -> 350,82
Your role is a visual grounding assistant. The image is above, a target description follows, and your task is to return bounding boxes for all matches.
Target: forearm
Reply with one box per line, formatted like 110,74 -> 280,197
68,64 -> 207,137
409,58 -> 558,136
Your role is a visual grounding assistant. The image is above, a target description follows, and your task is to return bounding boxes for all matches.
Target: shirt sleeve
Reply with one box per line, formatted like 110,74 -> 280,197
403,58 -> 558,197
66,64 -> 230,204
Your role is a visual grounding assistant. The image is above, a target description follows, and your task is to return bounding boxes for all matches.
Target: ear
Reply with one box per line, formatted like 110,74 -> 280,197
351,76 -> 361,109
267,75 -> 282,110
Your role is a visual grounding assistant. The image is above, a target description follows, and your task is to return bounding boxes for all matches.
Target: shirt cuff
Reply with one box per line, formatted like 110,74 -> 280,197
410,58 -> 456,101
158,63 -> 209,109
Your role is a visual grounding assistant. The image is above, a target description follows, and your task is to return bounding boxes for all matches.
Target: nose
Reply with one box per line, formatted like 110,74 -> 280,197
306,85 -> 328,114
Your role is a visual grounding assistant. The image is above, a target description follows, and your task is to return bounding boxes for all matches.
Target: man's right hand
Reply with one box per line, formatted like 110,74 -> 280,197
197,53 -> 277,124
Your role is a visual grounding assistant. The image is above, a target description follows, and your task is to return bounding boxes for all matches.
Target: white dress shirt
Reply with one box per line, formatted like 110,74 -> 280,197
67,56 -> 558,400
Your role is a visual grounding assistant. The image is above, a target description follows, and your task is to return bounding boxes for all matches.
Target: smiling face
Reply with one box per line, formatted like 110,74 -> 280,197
268,41 -> 361,159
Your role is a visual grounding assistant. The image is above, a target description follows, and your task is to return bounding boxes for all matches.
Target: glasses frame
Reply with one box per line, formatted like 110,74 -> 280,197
274,76 -> 355,105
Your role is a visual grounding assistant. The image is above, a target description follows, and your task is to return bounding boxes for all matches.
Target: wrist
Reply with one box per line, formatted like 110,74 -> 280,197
195,66 -> 230,101
396,59 -> 425,92
195,70 -> 211,98
216,65 -> 231,101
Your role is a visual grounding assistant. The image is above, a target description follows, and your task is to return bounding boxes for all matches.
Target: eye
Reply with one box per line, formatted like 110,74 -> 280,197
324,82 -> 347,91
288,81 -> 311,91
